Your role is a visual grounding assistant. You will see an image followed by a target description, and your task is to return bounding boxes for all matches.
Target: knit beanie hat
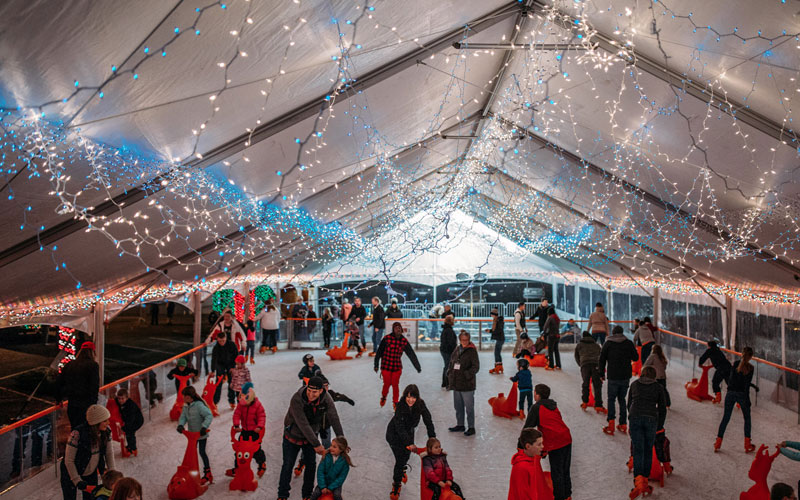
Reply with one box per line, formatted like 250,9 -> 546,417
177,358 -> 187,367
235,355 -> 246,364
86,404 -> 111,426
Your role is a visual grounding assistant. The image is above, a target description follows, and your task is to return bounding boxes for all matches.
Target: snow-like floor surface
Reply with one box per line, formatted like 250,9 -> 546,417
38,349 -> 798,499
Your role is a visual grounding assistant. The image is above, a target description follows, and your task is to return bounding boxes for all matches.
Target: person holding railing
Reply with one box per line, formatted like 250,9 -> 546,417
57,341 -> 100,428
715,346 -> 759,453
369,297 -> 386,357
698,339 -> 732,404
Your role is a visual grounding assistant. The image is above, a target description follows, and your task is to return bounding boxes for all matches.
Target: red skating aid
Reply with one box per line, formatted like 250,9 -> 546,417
632,346 -> 642,377
326,332 -> 354,360
229,428 -> 265,491
740,444 -> 780,500
167,430 -> 208,500
685,365 -> 714,402
201,374 -> 224,417
170,374 -> 196,421
489,382 -> 520,419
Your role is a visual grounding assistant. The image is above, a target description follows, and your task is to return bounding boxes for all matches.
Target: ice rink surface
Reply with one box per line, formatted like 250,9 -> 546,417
38,348 -> 799,499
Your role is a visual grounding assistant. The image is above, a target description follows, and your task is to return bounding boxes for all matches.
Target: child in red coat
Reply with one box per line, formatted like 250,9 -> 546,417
508,428 -> 553,500
523,384 -> 572,500
422,438 -> 465,500
227,382 -> 266,477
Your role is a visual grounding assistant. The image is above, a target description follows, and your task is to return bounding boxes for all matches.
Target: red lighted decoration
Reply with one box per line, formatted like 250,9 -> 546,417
170,374 -> 195,421
686,365 -> 714,402
488,382 -> 520,419
229,428 -> 265,492
167,430 -> 208,500
740,445 -> 780,500
57,326 -> 77,372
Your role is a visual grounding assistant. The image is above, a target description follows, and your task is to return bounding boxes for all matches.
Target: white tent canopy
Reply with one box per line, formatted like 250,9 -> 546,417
2,0 -> 800,317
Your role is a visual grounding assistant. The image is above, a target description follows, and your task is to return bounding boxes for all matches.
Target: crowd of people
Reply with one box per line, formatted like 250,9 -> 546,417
47,295 -> 799,500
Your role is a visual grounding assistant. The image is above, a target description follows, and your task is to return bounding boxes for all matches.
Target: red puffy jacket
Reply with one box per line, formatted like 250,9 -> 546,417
233,398 -> 266,431
507,450 -> 553,500
422,453 -> 453,483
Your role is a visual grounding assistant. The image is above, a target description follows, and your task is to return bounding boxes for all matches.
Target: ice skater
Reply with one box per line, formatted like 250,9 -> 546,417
487,308 -> 506,374
715,346 -> 759,453
114,388 -> 143,457
209,331 -> 239,409
229,355 -> 252,403
523,384 -> 572,500
542,306 -> 561,370
627,366 -> 667,498
574,331 -> 606,413
699,339 -> 732,404
374,322 -> 422,408
228,382 -> 266,478
385,384 -> 435,499
599,325 -> 639,435
299,354 -> 322,382
510,358 -> 533,419
643,344 -> 670,407
508,428 -> 552,500
513,332 -> 534,359
309,436 -> 354,500
167,358 -> 199,392
244,320 -> 257,364
177,386 -> 214,485
422,437 -> 465,500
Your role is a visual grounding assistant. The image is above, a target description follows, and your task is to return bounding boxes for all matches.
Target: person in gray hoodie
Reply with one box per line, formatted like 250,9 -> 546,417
574,332 -> 605,413
599,325 -> 639,435
278,376 -> 344,500
633,317 -> 659,365
642,344 -> 670,407
626,366 -> 667,497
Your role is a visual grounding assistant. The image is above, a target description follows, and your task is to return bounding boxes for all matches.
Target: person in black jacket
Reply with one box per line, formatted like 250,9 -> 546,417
599,326 -> 639,435
114,388 -> 143,455
715,347 -> 759,453
439,316 -> 457,388
529,299 -> 549,334
385,384 -> 435,499
210,332 -> 239,406
699,339 -> 732,403
167,358 -> 199,392
299,354 -> 322,382
446,331 -> 480,436
349,298 -> 368,352
57,342 -> 100,428
487,308 -> 506,373
369,297 -> 386,356
386,299 -> 403,319
627,366 -> 667,497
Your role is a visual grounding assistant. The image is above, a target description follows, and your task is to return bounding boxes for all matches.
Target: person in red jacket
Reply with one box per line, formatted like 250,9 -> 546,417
227,382 -> 266,477
508,428 -> 553,500
523,384 -> 572,500
374,322 -> 421,408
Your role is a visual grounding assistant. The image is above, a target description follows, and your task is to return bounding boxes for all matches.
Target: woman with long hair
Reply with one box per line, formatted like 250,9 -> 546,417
385,384 -> 435,500
177,386 -> 214,484
60,405 -> 114,500
56,343 -> 100,428
643,344 -> 670,407
715,346 -> 758,453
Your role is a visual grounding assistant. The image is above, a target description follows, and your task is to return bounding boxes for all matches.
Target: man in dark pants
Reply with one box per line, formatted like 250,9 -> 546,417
277,376 -> 344,500
210,332 -> 238,408
350,297 -> 367,352
699,339 -> 732,403
599,326 -> 639,435
574,332 -> 605,412
627,365 -> 667,497
523,384 -> 572,500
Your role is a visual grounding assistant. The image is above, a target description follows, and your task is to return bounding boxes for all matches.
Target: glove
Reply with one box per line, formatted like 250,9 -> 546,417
200,427 -> 207,436
416,368 -> 421,374
374,367 -> 378,373
176,425 -> 185,434
76,481 -> 88,491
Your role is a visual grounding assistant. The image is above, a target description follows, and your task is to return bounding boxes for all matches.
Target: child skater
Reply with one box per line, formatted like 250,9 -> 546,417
523,384 -> 572,500
114,388 -> 143,456
423,437 -> 465,500
167,358 -> 198,392
643,344 -> 671,407
508,428 -> 553,500
345,319 -> 361,357
513,332 -> 535,359
229,355 -> 252,402
310,436 -> 354,500
177,386 -> 213,485
699,339 -> 732,404
299,354 -> 323,382
510,358 -> 533,419
228,382 -> 266,478
245,320 -> 257,365
92,470 -> 123,500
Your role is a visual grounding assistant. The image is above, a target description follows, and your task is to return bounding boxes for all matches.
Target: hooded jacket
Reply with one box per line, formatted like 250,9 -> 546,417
447,342 -> 480,392
627,376 -> 667,429
117,398 -> 144,433
385,398 -> 435,447
386,304 -> 403,318
633,325 -> 658,346
599,332 -> 639,380
507,450 -> 554,500
233,397 -> 266,431
587,306 -> 610,334
643,352 -> 667,379
179,400 -> 213,439
422,453 -> 453,483
439,324 -> 457,355
284,387 -> 343,448
524,399 -> 572,452
574,335 -> 601,367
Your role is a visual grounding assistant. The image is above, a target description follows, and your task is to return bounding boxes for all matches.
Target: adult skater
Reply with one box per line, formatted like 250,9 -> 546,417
350,297 -> 367,353
374,322 -> 422,408
56,342 -> 100,428
277,376 -> 344,500
207,310 -> 246,353
440,316 -> 457,388
715,346 -> 758,453
255,299 -> 280,353
369,297 -> 386,356
523,384 -> 572,500
698,339 -> 732,403
446,330 -> 480,436
574,331 -> 605,412
588,302 -> 610,344
385,384 -> 435,500
209,332 -> 239,409
599,325 -> 639,435
488,308 -> 506,374
542,306 -> 561,370
513,302 -> 528,356
60,405 -> 114,500
321,307 -> 335,349
643,344 -> 671,407
627,366 -> 667,498
633,317 -> 658,365
387,298 -> 403,318
529,298 -> 549,335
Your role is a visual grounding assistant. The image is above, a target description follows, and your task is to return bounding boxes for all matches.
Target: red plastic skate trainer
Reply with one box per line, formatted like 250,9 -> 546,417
525,354 -> 549,368
167,430 -> 208,500
489,382 -> 520,419
587,384 -> 595,407
201,374 -> 224,417
407,446 -> 464,500
685,365 -> 714,402
229,428 -> 265,492
170,374 -> 196,421
106,397 -> 131,457
326,332 -> 354,360
632,346 -> 643,377
740,444 -> 780,500
626,448 -> 665,487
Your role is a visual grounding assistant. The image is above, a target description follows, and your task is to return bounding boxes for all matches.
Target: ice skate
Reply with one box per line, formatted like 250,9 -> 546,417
518,410 -> 525,420
380,396 -> 387,407
712,392 -> 722,404
249,356 -> 255,364
629,475 -> 652,498
201,468 -> 213,485
489,364 -> 504,374
602,420 -> 615,435
594,406 -> 608,414
402,465 -> 408,483
259,346 -> 268,354
617,424 -> 628,434
294,463 -> 304,476
626,456 -> 633,472
369,352 -> 377,357
271,346 -> 278,353
390,482 -> 402,500
230,403 -> 236,410
580,402 -> 588,411
745,437 -> 756,453
225,468 -> 236,477
132,449 -> 138,457
257,463 -> 266,477
714,437 -> 722,452
663,462 -> 673,476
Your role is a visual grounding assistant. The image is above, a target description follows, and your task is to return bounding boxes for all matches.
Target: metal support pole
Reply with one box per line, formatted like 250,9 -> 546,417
94,302 -> 106,387
193,291 -> 202,369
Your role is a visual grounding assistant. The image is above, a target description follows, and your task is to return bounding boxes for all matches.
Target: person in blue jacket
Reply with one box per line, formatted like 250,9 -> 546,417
510,358 -> 533,418
310,436 -> 354,500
